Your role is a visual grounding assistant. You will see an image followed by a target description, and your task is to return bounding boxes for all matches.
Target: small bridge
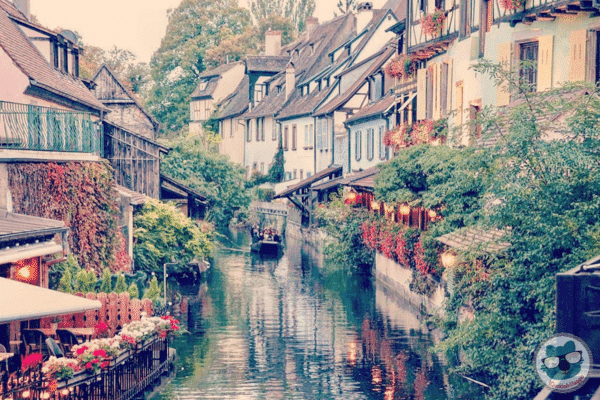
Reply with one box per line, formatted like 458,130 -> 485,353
250,201 -> 288,217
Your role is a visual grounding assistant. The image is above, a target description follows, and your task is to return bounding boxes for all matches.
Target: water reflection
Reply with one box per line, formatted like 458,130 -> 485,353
157,230 -> 482,399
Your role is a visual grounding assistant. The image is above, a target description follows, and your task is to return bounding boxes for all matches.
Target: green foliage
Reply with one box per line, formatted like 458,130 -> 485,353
58,269 -> 74,294
430,64 -> 600,399
147,0 -> 253,134
144,275 -> 161,302
315,192 -> 374,270
73,269 -> 88,293
128,282 -> 140,300
133,199 -> 213,276
268,143 -> 285,183
86,270 -> 97,293
100,268 -> 112,293
250,0 -> 315,34
114,273 -> 128,294
161,134 -> 250,226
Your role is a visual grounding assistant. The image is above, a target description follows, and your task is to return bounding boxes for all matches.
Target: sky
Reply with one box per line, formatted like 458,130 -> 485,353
30,0 -> 388,63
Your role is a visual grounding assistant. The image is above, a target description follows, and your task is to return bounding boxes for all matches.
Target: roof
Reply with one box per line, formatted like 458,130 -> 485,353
0,277 -> 101,323
160,174 -> 208,201
198,61 -> 243,79
435,227 -> 511,253
0,210 -> 67,243
346,10 -> 395,68
383,0 -> 407,21
103,121 -> 170,153
243,74 -> 287,119
0,5 -> 106,112
310,176 -> 343,191
346,92 -> 396,124
191,76 -> 220,99
340,166 -> 380,189
245,56 -> 290,73
274,165 -> 344,199
218,76 -> 249,120
116,185 -> 149,206
92,65 -> 159,129
313,46 -> 395,117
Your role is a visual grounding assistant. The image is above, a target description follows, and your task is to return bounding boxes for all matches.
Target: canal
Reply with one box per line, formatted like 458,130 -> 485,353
156,229 -> 483,399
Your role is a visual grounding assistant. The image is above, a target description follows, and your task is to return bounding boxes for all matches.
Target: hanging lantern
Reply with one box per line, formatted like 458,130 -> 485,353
346,190 -> 357,203
371,201 -> 381,211
441,251 -> 457,268
399,204 -> 411,216
428,209 -> 437,219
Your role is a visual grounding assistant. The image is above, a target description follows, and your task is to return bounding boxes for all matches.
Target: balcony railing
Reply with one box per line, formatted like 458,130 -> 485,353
0,336 -> 174,400
0,101 -> 102,154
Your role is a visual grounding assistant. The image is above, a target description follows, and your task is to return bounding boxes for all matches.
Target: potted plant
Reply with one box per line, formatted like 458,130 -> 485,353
50,316 -> 61,331
421,9 -> 446,37
499,0 -> 524,10
384,55 -> 416,79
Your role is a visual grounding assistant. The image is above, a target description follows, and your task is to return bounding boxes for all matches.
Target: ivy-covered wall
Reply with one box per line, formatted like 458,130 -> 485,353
8,162 -> 129,274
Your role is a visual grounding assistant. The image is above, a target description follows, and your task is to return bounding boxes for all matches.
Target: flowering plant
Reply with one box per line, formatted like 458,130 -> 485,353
72,338 -> 121,372
94,322 -> 111,338
119,318 -> 158,343
157,315 -> 181,339
499,0 -> 524,9
344,193 -> 364,206
384,124 -> 411,150
21,353 -> 43,372
384,55 -> 416,79
411,120 -> 435,144
42,357 -> 79,380
421,9 -> 446,36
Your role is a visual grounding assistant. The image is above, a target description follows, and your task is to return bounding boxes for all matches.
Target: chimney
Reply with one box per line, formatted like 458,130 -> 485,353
286,62 -> 295,101
265,30 -> 282,56
305,17 -> 319,39
357,2 -> 374,34
13,0 -> 30,20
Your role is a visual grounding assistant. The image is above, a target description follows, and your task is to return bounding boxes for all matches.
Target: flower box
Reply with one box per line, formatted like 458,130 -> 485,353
57,369 -> 89,389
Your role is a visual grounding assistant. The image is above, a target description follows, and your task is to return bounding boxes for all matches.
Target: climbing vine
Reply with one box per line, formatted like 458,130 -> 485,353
8,162 -> 129,275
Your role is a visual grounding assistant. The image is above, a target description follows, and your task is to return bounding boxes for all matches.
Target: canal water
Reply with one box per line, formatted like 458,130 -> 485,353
156,229 -> 482,399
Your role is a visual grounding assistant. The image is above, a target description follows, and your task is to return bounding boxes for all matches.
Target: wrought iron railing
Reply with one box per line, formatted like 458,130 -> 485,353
0,101 -> 102,154
0,336 -> 174,400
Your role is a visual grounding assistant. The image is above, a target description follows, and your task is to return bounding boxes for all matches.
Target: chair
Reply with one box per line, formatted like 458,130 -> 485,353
55,329 -> 81,356
45,338 -> 64,358
21,329 -> 49,360
0,344 -> 8,373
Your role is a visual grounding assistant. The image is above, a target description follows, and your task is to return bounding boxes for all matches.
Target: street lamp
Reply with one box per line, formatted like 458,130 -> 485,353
163,262 -> 178,304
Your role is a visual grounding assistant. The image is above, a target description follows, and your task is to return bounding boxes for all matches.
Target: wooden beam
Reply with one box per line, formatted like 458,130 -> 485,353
536,12 -> 556,20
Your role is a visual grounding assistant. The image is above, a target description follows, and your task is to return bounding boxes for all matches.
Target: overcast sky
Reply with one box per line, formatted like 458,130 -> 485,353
30,0 -> 388,63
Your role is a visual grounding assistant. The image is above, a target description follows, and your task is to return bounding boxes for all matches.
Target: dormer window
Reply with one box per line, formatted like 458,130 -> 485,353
199,80 -> 208,91
310,44 -> 314,54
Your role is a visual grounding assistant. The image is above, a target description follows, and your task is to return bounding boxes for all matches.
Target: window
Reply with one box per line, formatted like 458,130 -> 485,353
252,162 -> 258,172
293,169 -> 297,179
246,120 -> 252,142
355,130 -> 362,161
519,41 -> 539,92
219,121 -> 224,138
230,120 -> 234,138
378,126 -> 388,160
284,126 -> 289,150
595,31 -> 600,84
304,125 -> 309,148
300,169 -> 304,180
469,102 -> 482,144
459,0 -> 471,38
272,121 -> 278,141
205,102 -> 212,120
323,119 -> 329,150
367,128 -> 374,161
256,119 -> 260,141
317,120 -> 322,149
307,172 -> 312,178
419,0 -> 426,13
254,83 -> 263,104
309,124 -> 313,147
292,125 -> 297,150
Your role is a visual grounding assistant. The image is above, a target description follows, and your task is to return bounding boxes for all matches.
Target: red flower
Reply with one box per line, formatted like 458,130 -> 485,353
101,361 -> 109,369
93,349 -> 106,358
85,362 -> 92,369
21,353 -> 43,372
159,331 -> 168,339
92,358 -> 99,364
76,346 -> 88,355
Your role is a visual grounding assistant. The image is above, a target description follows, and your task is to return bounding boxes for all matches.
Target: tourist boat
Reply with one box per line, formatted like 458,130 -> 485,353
251,239 -> 283,255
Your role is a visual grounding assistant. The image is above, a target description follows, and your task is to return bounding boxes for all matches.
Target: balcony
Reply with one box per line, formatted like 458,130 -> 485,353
0,101 -> 102,162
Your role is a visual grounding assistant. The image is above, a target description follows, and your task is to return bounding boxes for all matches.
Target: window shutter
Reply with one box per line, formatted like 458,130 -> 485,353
455,82 -> 464,128
417,68 -> 427,120
537,35 -> 553,91
569,30 -> 587,83
497,42 -> 511,106
433,63 -> 442,120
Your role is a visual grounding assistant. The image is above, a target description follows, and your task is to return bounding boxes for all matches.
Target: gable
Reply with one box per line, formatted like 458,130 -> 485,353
94,67 -> 132,102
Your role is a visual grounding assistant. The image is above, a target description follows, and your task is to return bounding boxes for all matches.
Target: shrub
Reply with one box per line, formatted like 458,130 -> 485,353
114,273 -> 127,294
128,282 -> 140,300
100,268 -> 112,293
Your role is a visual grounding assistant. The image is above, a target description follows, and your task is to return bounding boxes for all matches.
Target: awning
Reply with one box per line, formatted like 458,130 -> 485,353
0,210 -> 67,244
0,240 -> 63,265
435,227 -> 511,253
0,278 -> 102,323
274,165 -> 343,199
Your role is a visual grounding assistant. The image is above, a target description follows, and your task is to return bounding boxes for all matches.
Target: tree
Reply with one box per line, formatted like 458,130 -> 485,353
147,0 -> 253,134
114,273 -> 128,294
133,199 -> 213,275
268,143 -> 285,183
100,268 -> 112,293
160,134 -> 251,226
128,282 -> 140,300
336,0 -> 356,15
86,270 -> 97,293
58,269 -> 74,294
250,0 -> 315,33
144,275 -> 161,302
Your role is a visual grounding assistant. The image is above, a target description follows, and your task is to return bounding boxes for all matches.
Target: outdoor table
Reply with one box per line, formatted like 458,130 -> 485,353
9,340 -> 22,353
0,352 -> 14,362
39,327 -> 95,342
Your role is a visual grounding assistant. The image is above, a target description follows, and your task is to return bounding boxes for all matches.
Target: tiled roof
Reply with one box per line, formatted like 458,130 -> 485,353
340,166 -> 380,185
346,93 -> 396,124
346,10 -> 394,68
276,83 -> 335,120
246,56 -> 290,73
274,165 -> 343,199
191,76 -> 220,99
313,46 -> 395,117
0,5 -> 105,112
436,227 -> 511,253
198,61 -> 243,79
0,210 -> 67,243
0,0 -> 25,20
383,0 -> 407,20
243,74 -> 286,119
219,76 -> 249,120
